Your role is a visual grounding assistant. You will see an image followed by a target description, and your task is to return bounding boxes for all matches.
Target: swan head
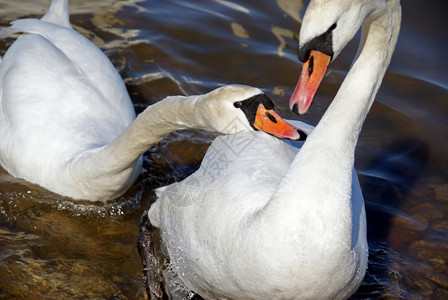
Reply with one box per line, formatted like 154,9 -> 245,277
198,85 -> 307,141
289,0 -> 373,114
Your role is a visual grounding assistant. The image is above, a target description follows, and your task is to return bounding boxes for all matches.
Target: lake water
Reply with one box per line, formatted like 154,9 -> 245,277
0,0 -> 447,298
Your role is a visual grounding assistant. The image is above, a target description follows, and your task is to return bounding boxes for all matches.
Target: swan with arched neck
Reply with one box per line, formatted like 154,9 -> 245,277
149,0 -> 401,298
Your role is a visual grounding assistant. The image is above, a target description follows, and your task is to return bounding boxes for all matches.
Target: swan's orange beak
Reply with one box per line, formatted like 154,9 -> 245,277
289,50 -> 331,115
254,104 -> 307,141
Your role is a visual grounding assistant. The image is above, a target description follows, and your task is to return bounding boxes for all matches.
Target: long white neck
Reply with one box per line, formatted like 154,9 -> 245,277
98,95 -> 206,166
69,95 -> 207,199
259,1 -> 401,244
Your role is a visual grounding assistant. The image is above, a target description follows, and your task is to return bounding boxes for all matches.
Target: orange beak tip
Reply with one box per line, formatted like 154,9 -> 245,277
296,129 -> 308,141
282,126 -> 308,141
253,105 -> 308,141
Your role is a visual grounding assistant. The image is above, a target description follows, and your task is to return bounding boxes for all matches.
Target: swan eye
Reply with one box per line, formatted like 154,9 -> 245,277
233,101 -> 243,108
328,23 -> 337,31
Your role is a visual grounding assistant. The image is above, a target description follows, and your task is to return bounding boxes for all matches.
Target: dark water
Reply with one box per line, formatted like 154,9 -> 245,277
0,0 -> 447,298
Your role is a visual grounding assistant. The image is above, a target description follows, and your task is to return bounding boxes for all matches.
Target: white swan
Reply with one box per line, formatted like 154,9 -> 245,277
148,0 -> 401,299
0,0 -> 304,201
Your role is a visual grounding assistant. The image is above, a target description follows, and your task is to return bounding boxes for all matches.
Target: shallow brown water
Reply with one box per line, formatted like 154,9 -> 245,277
0,0 -> 447,299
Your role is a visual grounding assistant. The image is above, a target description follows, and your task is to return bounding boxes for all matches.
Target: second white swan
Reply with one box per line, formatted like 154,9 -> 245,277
149,0 -> 401,298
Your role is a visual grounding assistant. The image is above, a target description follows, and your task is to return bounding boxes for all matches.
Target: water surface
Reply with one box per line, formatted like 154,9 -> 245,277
0,0 -> 447,298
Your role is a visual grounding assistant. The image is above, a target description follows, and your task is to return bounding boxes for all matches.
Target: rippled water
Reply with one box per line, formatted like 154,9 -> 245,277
0,0 -> 447,298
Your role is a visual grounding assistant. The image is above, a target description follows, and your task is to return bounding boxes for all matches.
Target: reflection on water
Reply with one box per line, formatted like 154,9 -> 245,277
1,0 -> 447,298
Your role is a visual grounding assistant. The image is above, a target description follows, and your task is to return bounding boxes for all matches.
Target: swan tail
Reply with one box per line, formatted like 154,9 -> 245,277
155,185 -> 169,198
41,0 -> 72,28
0,0 -> 71,38
148,199 -> 162,228
147,186 -> 170,228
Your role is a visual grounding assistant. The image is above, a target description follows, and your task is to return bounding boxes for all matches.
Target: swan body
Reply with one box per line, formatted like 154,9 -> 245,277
0,0 -> 303,201
149,0 -> 401,298
150,124 -> 366,299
